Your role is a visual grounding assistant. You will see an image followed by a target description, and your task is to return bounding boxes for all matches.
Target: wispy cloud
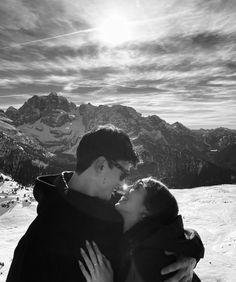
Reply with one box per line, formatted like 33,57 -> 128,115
0,0 -> 236,128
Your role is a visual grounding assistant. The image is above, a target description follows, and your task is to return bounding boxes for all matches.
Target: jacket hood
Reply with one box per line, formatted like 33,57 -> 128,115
33,173 -> 66,214
33,172 -> 122,222
33,174 -> 60,202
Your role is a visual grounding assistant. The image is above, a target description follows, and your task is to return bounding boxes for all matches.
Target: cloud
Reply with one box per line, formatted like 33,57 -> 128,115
63,84 -> 102,93
0,0 -> 236,129
115,86 -> 165,94
80,66 -> 121,81
0,0 -> 91,49
0,93 -> 33,110
0,0 -> 38,31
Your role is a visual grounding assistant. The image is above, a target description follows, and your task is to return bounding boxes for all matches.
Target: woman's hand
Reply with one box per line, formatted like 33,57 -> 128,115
79,241 -> 113,282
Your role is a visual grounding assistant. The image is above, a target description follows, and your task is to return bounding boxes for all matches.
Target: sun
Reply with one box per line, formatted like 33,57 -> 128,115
98,15 -> 132,46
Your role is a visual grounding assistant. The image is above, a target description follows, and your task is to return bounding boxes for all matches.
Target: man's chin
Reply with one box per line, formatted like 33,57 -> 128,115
104,191 -> 113,200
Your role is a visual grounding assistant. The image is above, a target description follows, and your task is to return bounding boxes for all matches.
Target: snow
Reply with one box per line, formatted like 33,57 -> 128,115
0,177 -> 36,280
0,178 -> 235,281
17,111 -> 85,153
172,185 -> 236,282
31,159 -> 48,168
0,121 -> 17,132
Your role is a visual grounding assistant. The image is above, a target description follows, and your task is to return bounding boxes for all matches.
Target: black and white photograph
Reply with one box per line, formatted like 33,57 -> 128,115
0,0 -> 236,281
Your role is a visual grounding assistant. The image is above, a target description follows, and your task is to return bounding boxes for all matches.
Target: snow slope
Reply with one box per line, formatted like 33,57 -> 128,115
0,177 -> 36,281
0,178 -> 235,282
172,185 -> 236,282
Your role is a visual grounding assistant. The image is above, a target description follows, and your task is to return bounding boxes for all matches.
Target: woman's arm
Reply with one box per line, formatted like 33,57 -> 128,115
79,241 -> 113,282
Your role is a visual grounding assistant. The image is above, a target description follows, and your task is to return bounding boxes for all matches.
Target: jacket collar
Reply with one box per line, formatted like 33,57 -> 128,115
54,171 -> 123,223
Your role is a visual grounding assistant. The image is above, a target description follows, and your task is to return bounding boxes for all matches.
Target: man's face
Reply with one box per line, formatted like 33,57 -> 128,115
99,159 -> 132,200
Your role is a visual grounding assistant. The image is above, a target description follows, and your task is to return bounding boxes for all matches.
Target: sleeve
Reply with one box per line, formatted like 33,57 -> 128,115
134,247 -> 177,282
183,228 -> 205,263
6,216 -> 85,282
141,227 -> 205,269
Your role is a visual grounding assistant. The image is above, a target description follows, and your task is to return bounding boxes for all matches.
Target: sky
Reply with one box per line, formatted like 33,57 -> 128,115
0,0 -> 236,129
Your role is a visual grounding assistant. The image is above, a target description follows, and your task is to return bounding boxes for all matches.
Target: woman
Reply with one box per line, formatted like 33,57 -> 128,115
79,177 -> 203,282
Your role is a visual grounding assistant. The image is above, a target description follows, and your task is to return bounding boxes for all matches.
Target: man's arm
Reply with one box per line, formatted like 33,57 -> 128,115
6,216 -> 85,282
183,228 -> 205,262
161,255 -> 196,282
160,228 -> 205,282
7,239 -> 84,282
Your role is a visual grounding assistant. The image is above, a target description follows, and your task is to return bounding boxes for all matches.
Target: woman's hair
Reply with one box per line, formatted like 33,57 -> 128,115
76,124 -> 139,173
140,177 -> 179,224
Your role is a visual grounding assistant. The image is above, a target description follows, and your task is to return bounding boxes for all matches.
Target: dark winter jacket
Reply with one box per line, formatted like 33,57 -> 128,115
119,215 -> 204,282
6,172 -> 204,282
6,172 -> 123,282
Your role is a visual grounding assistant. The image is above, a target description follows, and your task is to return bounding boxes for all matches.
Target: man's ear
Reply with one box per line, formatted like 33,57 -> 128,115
93,156 -> 107,172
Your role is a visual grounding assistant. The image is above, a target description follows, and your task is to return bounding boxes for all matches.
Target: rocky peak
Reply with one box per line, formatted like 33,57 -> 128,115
0,109 -> 14,126
20,92 -> 76,113
5,106 -> 19,122
172,122 -> 191,134
8,93 -> 76,125
48,91 -> 58,97
146,115 -> 169,128
79,103 -> 97,114
78,103 -> 143,132
0,109 -> 5,117
112,105 -> 142,120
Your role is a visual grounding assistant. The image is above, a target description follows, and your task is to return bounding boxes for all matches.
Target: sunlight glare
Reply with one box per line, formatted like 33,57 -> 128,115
98,15 -> 132,46
122,183 -> 129,191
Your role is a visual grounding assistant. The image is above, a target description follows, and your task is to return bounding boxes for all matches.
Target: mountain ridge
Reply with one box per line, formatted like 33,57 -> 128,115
1,92 -> 236,187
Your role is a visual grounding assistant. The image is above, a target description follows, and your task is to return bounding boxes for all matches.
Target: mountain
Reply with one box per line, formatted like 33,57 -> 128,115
0,111 -> 55,184
193,127 -> 236,171
5,92 -> 82,154
1,92 -> 236,187
6,92 -> 76,126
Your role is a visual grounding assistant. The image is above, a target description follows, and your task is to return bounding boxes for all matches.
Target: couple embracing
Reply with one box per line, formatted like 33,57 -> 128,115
7,124 -> 204,282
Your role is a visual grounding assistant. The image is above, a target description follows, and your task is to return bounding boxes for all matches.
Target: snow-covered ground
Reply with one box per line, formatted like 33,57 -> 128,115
172,185 -> 236,282
0,176 -> 37,281
0,175 -> 235,282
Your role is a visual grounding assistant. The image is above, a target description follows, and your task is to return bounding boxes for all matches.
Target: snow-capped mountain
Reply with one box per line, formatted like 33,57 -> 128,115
1,92 -> 236,188
0,109 -> 53,184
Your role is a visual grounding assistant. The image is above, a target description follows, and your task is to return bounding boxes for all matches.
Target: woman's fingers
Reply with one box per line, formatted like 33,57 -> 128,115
105,258 -> 112,270
80,247 -> 95,274
102,254 -> 112,271
86,241 -> 99,266
78,260 -> 91,282
80,242 -> 114,282
92,241 -> 103,265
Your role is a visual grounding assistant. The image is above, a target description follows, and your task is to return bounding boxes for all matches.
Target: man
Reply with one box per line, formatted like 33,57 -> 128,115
7,124 -> 204,282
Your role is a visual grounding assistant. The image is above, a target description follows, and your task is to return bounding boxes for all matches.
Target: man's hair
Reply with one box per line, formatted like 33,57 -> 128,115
142,177 -> 179,224
76,124 -> 139,173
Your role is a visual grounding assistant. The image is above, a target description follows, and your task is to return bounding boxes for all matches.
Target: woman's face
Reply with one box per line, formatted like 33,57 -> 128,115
115,180 -> 148,220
